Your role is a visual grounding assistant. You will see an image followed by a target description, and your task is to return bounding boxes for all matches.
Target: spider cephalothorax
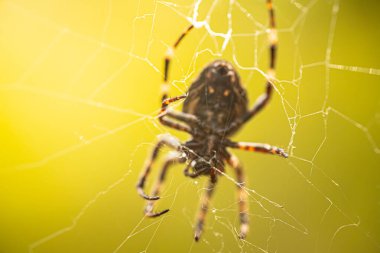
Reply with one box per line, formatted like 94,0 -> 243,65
136,0 -> 287,241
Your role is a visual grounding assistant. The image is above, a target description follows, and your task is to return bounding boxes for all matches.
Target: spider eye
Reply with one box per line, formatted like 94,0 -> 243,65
208,86 -> 215,94
223,89 -> 230,96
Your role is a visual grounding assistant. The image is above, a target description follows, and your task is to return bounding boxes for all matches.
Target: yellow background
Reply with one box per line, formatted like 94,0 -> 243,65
0,0 -> 379,252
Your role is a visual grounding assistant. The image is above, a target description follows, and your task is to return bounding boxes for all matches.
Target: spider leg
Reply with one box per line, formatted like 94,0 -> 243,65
194,180 -> 216,241
158,25 -> 204,134
136,134 -> 182,201
161,25 -> 194,101
224,0 -> 277,135
225,152 -> 249,239
158,96 -> 192,134
160,99 -> 208,135
165,109 -> 200,126
226,140 -> 288,158
144,156 -> 186,217
243,0 -> 277,121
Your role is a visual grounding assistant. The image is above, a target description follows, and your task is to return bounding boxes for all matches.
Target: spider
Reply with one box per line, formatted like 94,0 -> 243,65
136,0 -> 287,241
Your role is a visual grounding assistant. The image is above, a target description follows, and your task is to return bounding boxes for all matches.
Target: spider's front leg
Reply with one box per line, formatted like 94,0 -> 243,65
136,134 -> 183,211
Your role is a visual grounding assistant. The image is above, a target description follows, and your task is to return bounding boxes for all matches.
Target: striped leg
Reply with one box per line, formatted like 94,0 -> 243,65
226,153 -> 249,239
226,141 -> 288,158
161,25 -> 194,101
136,134 -> 182,201
158,25 -> 200,134
194,180 -> 216,241
225,0 -> 278,135
159,95 -> 191,133
243,0 -> 277,120
144,156 -> 186,217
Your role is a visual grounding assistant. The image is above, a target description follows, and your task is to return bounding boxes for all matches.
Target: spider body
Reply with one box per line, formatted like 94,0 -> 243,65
180,60 -> 248,178
136,0 -> 286,241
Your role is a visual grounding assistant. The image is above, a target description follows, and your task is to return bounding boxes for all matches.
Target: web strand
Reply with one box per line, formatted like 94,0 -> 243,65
0,0 -> 379,252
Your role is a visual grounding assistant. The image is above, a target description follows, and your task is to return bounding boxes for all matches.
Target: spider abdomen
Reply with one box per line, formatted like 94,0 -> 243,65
183,60 -> 248,131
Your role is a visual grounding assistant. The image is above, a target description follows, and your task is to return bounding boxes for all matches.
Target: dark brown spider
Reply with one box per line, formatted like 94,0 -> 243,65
136,0 -> 287,241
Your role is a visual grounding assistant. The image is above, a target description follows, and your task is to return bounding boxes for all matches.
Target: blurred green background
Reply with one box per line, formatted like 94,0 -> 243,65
1,0 -> 379,252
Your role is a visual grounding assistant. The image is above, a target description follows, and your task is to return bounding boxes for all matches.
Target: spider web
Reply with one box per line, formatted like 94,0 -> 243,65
0,0 -> 380,252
